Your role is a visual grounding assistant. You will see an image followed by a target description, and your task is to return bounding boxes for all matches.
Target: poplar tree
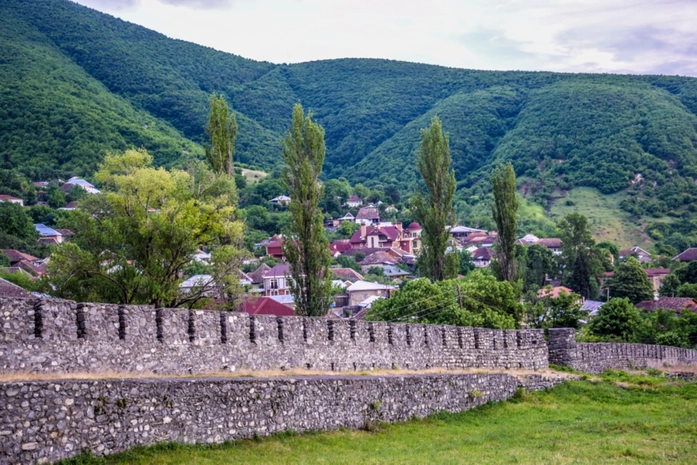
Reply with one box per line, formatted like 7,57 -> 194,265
281,104 -> 333,316
412,116 -> 458,281
204,92 -> 237,177
490,163 -> 518,282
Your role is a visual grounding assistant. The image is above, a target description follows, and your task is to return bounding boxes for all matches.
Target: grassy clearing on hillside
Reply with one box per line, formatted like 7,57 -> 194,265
62,371 -> 697,464
240,168 -> 267,184
548,187 -> 655,248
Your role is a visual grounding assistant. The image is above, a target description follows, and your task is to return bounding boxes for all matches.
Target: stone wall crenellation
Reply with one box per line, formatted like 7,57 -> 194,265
0,297 -> 548,375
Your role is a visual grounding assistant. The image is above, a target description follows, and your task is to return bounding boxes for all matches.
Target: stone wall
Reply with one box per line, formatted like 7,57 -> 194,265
0,373 -> 566,464
548,328 -> 697,373
0,298 -> 549,375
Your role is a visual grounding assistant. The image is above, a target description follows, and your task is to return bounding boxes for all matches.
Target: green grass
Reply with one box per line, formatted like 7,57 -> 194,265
61,372 -> 697,464
548,187 -> 655,248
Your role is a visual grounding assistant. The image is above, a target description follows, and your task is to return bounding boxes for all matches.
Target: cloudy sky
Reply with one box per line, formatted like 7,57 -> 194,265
73,0 -> 697,76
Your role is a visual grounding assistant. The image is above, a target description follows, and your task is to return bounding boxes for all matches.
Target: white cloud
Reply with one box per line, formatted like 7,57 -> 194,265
72,0 -> 697,76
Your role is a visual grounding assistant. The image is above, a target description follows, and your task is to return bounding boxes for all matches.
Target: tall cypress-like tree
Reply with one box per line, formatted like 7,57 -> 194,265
204,92 -> 237,177
411,116 -> 458,281
281,104 -> 333,316
490,163 -> 518,282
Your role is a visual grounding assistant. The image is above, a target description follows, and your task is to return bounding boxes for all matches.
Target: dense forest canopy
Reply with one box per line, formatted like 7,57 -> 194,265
2,0 -> 697,246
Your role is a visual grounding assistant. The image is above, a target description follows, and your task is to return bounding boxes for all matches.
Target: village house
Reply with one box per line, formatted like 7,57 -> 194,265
636,297 -> 697,314
471,247 -> 493,268
34,224 -> 63,244
269,195 -> 291,206
355,206 -> 380,225
538,286 -> 576,299
349,222 -> 421,254
346,280 -> 395,307
537,238 -> 563,255
238,296 -> 294,316
248,263 -> 271,286
265,237 -> 284,260
673,248 -> 697,263
338,212 -> 355,222
0,194 -> 24,207
263,264 -> 293,298
330,267 -> 364,283
449,225 -> 485,240
358,251 -> 400,272
619,246 -> 652,263
345,194 -> 363,208
60,177 -> 100,194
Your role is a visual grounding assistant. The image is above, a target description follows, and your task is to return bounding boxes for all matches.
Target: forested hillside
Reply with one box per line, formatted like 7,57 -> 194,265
2,0 -> 697,245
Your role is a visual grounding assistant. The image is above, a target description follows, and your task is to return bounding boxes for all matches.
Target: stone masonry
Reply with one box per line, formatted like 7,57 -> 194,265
0,297 -> 548,375
0,373 -> 568,465
548,328 -> 697,373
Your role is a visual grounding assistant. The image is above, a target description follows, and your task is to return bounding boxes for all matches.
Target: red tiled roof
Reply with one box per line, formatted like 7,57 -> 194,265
538,286 -> 574,298
249,264 -> 271,284
17,260 -> 47,276
238,297 -> 294,316
329,241 -> 352,253
265,264 -> 291,278
0,278 -> 31,298
356,206 -> 379,220
636,298 -> 697,313
406,222 -> 422,231
366,226 -> 400,242
645,268 -> 670,277
471,247 -> 493,260
673,248 -> 697,262
331,268 -> 364,282
360,251 -> 399,266
537,238 -> 562,248
1,249 -> 38,265
0,195 -> 22,201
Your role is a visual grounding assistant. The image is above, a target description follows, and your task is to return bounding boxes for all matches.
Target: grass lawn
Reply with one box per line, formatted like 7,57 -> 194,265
63,371 -> 697,464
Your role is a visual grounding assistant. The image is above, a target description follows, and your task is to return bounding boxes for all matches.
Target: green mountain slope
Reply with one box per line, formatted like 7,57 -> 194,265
0,8 -> 201,174
2,0 -> 697,247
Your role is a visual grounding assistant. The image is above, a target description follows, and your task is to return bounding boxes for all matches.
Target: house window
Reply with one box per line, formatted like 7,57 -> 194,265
270,279 -> 278,289
271,290 -> 279,296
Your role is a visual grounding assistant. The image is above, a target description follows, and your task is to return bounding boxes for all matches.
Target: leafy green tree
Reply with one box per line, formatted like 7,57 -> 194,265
49,149 -> 244,308
332,255 -> 361,272
411,116 -> 458,281
676,261 -> 697,285
47,186 -> 66,209
458,250 -> 475,276
660,273 -> 681,297
606,257 -> 654,304
524,244 -> 556,290
557,212 -> 602,299
0,270 -> 51,294
336,220 -> 360,239
0,253 -> 10,267
320,178 -> 352,216
542,290 -> 588,329
281,104 -> 333,317
677,283 -> 697,298
367,272 -> 520,329
27,204 -> 58,227
0,202 -> 37,240
367,266 -> 385,277
490,163 -> 518,282
596,241 -> 620,263
204,92 -> 237,177
588,297 -> 642,342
